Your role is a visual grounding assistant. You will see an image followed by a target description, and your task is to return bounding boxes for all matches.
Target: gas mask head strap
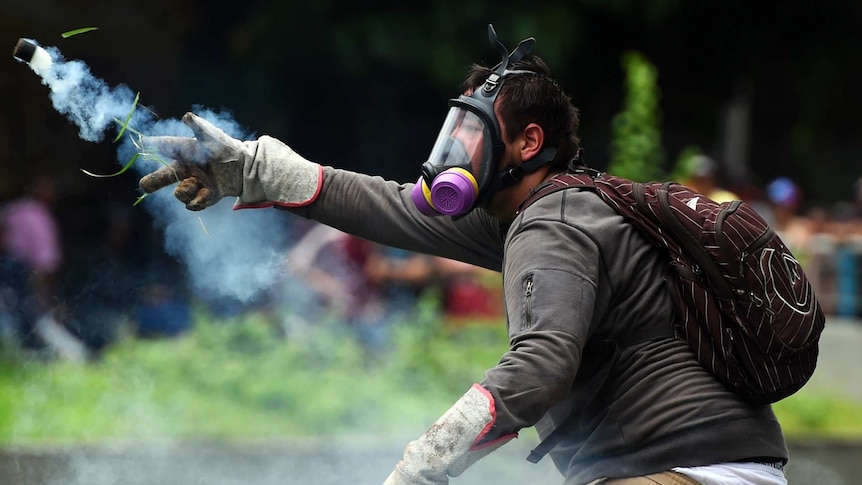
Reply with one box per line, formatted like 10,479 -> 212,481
484,24 -> 536,96
466,25 -> 537,149
466,25 -> 543,206
491,146 -> 559,194
481,26 -> 562,195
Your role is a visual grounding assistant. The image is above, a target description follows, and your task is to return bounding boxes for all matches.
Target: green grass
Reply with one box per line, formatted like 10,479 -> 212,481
0,304 -> 859,445
0,299 -> 506,445
774,391 -> 862,439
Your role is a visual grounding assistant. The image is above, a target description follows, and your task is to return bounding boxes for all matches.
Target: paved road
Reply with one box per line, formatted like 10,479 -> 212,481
803,317 -> 862,401
0,437 -> 855,485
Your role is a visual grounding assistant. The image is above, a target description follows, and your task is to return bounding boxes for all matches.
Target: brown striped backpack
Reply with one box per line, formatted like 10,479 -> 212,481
521,167 -> 826,405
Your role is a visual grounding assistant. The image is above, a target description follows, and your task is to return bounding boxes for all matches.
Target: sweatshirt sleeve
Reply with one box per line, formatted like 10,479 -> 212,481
284,167 -> 506,271
479,215 -> 602,437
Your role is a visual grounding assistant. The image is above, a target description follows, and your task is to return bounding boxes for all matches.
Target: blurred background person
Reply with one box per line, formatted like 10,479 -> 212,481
285,224 -> 416,351
134,283 -> 193,339
767,177 -> 806,240
364,245 -> 437,323
1,173 -> 62,316
432,257 -> 503,325
0,210 -> 41,352
1,171 -> 88,362
678,154 -> 739,203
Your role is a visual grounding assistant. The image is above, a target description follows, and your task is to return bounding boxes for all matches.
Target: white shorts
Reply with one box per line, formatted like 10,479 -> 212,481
673,461 -> 787,485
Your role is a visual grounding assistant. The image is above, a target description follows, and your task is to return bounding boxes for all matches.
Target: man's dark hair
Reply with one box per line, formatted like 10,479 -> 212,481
462,55 -> 580,171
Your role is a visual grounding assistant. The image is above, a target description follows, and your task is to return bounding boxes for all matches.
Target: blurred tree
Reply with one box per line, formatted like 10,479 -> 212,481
608,51 -> 665,181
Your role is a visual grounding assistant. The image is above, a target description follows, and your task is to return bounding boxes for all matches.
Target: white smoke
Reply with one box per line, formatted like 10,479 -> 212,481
28,43 -> 292,303
38,49 -> 131,142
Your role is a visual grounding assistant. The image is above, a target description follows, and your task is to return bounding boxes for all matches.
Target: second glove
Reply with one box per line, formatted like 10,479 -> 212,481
384,384 -> 517,485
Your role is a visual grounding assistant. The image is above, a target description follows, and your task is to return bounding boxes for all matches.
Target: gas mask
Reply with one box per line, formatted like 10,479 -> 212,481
411,25 -> 556,217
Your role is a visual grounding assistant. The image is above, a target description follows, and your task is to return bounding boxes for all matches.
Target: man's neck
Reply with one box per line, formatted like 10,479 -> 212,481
490,167 -> 555,222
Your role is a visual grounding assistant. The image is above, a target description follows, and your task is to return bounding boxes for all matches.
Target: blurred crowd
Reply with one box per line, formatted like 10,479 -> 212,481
281,220 -> 503,349
753,177 -> 862,318
2,159 -> 861,364
0,172 -> 503,363
681,154 -> 862,319
0,173 -> 196,363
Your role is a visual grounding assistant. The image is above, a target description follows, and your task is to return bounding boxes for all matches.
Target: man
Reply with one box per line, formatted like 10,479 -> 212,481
138,27 -> 788,485
0,212 -> 40,350
1,173 -> 62,316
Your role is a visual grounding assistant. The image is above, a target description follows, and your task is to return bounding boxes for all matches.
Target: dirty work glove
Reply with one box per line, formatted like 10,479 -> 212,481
138,112 -> 322,211
384,384 -> 517,485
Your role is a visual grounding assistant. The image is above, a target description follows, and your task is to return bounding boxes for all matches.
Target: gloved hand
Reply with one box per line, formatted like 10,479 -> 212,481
138,112 -> 322,211
384,384 -> 516,485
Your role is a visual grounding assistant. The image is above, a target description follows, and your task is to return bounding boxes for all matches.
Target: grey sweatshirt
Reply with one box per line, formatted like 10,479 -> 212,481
287,167 -> 788,484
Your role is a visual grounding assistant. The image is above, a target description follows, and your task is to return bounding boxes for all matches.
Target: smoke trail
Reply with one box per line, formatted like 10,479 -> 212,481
20,42 -> 292,303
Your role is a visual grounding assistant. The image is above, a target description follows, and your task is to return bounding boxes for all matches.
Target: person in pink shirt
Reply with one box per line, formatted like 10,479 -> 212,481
1,174 -> 62,312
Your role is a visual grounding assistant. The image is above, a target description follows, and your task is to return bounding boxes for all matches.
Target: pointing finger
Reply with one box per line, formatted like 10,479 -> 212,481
139,161 -> 189,193
140,135 -> 200,162
182,112 -> 228,145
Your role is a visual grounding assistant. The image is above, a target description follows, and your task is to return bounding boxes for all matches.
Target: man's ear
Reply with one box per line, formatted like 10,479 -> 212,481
520,123 -> 545,161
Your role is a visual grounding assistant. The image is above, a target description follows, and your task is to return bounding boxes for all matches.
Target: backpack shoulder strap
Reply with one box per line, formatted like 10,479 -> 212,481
650,183 -> 735,299
517,168 -> 601,215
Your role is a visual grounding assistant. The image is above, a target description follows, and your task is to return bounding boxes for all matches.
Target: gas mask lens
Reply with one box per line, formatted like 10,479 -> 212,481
411,107 -> 494,217
428,108 -> 489,175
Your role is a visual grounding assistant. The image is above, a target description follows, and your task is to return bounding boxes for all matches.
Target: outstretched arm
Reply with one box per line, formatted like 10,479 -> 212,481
138,112 -> 505,270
